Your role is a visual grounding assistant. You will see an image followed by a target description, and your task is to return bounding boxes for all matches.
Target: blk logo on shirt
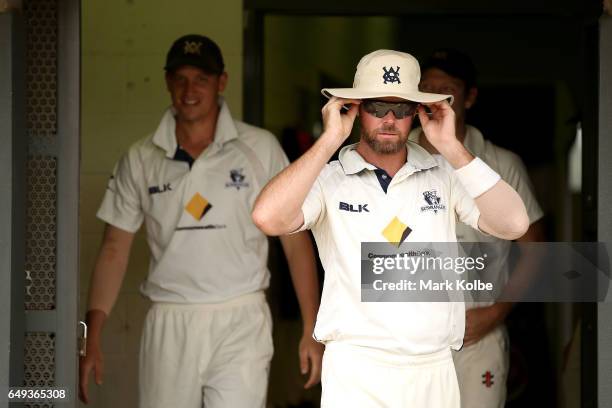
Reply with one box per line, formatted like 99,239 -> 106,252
148,183 -> 172,195
339,201 -> 370,213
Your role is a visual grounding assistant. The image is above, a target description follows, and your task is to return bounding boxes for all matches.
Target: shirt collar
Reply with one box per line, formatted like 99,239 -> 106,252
338,140 -> 438,176
152,96 -> 238,158
338,143 -> 377,175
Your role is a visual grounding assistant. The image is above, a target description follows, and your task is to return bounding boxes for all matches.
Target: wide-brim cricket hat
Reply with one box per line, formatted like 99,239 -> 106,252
321,49 -> 453,104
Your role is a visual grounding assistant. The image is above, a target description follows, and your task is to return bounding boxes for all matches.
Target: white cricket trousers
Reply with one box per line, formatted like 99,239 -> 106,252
452,326 -> 509,408
321,342 -> 461,408
138,292 -> 273,408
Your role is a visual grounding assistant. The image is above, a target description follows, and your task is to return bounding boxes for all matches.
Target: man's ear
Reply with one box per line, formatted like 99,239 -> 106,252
465,87 -> 478,110
218,72 -> 228,93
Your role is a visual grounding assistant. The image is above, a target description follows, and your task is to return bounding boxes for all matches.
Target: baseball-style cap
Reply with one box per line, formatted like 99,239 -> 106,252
164,34 -> 225,75
421,49 -> 477,90
321,49 -> 453,104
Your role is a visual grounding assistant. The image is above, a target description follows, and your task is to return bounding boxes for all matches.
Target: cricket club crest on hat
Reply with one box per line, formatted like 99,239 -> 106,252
382,66 -> 401,84
321,49 -> 453,104
183,40 -> 202,56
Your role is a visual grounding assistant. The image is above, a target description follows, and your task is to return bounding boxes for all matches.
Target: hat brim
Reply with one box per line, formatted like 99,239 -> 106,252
321,88 -> 454,105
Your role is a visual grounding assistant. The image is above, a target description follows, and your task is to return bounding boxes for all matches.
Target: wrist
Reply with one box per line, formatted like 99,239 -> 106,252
439,141 -> 473,169
454,157 -> 501,198
491,302 -> 512,322
85,309 -> 108,337
318,129 -> 346,153
302,319 -> 316,334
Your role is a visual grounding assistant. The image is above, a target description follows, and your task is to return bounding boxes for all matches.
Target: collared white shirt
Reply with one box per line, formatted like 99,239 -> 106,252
98,98 -> 289,303
300,141 -> 481,355
409,126 -> 544,308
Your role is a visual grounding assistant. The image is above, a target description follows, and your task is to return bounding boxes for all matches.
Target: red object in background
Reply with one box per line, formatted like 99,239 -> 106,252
296,129 -> 314,154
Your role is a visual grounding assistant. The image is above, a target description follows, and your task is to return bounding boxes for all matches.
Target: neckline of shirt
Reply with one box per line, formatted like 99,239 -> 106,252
338,141 -> 438,178
151,96 -> 240,161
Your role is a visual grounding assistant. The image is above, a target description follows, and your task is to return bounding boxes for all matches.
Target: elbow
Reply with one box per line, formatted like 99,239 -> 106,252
252,207 -> 272,235
504,210 -> 530,240
252,206 -> 282,236
481,207 -> 529,240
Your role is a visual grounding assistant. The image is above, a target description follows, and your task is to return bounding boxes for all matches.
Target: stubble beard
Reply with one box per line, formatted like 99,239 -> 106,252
361,124 -> 408,154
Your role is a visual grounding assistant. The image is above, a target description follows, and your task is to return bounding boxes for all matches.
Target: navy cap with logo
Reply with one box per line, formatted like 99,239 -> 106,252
164,34 -> 225,75
421,49 -> 477,90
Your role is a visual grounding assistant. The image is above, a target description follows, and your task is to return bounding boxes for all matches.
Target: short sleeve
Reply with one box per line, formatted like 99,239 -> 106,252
96,153 -> 144,233
298,175 -> 325,232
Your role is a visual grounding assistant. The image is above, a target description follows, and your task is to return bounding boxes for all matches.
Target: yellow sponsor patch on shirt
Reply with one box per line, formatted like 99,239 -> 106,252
382,216 -> 412,246
185,193 -> 212,220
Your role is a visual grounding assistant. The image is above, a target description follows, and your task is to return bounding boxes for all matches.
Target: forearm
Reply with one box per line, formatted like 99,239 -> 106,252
445,148 -> 529,239
279,232 -> 320,331
87,225 -> 134,317
253,132 -> 340,235
475,180 -> 529,239
498,221 -> 545,301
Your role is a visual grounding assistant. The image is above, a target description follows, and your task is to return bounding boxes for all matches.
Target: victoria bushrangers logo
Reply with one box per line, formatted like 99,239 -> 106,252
421,190 -> 446,213
424,190 -> 440,205
225,168 -> 250,190
382,66 -> 401,84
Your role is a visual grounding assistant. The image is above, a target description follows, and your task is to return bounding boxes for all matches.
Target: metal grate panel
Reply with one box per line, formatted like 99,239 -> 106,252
24,0 -> 58,311
23,332 -> 55,408
20,1 -> 63,406
24,0 -> 58,138
25,156 -> 57,311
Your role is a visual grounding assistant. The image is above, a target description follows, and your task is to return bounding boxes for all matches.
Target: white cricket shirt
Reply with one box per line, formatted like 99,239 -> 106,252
97,99 -> 289,303
300,141 -> 485,354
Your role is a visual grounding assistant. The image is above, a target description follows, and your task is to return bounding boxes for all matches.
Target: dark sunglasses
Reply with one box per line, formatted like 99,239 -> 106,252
361,99 -> 419,119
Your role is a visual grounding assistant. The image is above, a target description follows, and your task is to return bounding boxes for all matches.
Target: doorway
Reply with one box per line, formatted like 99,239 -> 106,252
244,2 -> 602,406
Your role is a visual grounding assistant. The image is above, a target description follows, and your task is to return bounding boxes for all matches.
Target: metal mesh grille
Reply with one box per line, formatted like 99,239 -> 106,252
24,333 -> 55,408
25,156 -> 57,310
24,0 -> 58,311
24,0 -> 58,139
21,2 -> 59,406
